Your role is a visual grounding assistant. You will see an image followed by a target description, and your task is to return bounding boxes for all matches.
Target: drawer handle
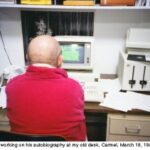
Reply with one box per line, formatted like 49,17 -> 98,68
125,125 -> 141,134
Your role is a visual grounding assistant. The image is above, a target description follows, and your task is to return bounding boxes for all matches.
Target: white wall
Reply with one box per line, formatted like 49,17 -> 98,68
0,9 -> 150,75
0,9 -> 25,74
93,10 -> 150,74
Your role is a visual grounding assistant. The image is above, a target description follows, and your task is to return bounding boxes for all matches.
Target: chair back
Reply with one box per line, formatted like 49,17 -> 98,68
0,131 -> 65,141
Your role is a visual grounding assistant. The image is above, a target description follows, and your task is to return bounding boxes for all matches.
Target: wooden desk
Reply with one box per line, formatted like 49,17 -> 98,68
85,102 -> 150,115
85,102 -> 150,141
1,102 -> 150,141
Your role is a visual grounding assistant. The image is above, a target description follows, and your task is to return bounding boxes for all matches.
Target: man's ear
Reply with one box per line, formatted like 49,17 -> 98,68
57,55 -> 63,68
26,53 -> 31,65
26,53 -> 29,61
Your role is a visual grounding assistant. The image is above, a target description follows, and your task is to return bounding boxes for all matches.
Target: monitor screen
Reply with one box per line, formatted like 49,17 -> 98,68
60,43 -> 84,64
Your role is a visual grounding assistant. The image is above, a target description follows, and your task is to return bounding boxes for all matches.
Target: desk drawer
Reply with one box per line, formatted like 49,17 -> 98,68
0,109 -> 10,131
110,118 -> 150,136
0,121 -> 10,131
108,114 -> 150,137
0,109 -> 9,122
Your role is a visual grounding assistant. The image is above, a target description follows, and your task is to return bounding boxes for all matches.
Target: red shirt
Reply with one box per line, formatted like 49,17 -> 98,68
6,65 -> 86,141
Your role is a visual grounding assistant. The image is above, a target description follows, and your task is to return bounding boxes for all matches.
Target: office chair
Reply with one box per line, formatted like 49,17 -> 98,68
0,131 -> 65,141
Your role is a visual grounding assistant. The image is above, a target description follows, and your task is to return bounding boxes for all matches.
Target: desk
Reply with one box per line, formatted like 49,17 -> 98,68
85,102 -> 150,141
85,102 -> 150,115
0,102 -> 150,141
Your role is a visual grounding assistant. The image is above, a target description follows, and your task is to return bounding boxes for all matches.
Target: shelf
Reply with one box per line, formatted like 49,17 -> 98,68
0,4 -> 150,11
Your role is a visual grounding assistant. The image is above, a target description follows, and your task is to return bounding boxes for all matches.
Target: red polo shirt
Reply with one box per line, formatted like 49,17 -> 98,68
6,65 -> 86,141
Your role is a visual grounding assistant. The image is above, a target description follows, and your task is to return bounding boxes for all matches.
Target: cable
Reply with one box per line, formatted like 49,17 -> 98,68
0,30 -> 12,65
0,73 -> 4,88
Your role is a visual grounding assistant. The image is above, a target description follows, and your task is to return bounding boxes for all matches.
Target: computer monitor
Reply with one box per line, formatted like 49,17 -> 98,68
55,36 -> 94,70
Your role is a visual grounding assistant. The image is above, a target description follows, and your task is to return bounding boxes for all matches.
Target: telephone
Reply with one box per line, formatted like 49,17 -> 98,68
82,81 -> 104,102
0,65 -> 25,86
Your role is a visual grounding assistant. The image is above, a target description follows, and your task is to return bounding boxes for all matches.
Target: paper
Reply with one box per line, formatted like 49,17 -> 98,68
0,86 -> 7,108
99,78 -> 121,93
100,92 -> 132,112
146,55 -> 150,61
127,91 -> 150,112
100,91 -> 150,112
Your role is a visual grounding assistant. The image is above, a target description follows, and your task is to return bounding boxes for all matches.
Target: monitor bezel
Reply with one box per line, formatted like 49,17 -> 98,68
55,36 -> 94,71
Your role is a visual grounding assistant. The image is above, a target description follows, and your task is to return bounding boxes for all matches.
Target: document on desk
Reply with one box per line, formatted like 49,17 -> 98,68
0,86 -> 7,108
84,78 -> 121,103
128,91 -> 150,112
100,91 -> 150,112
100,92 -> 132,112
99,78 -> 121,93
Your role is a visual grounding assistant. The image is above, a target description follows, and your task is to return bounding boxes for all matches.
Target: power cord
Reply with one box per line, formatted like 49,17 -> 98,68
0,30 -> 12,65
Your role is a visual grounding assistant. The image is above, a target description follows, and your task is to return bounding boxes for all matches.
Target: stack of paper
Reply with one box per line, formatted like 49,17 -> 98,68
0,86 -> 7,109
100,91 -> 150,112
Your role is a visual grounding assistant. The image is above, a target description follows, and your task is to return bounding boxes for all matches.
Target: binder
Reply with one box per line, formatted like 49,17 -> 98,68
63,0 -> 95,6
101,0 -> 136,6
21,0 -> 52,5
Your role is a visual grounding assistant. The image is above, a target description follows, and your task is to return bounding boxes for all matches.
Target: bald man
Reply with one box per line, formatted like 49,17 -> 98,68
6,35 -> 86,141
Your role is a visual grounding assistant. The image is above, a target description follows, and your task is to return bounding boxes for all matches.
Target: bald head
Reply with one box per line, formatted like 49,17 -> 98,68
26,35 -> 62,67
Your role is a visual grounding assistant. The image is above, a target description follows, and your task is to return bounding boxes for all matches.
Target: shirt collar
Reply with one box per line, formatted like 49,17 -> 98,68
32,63 -> 55,68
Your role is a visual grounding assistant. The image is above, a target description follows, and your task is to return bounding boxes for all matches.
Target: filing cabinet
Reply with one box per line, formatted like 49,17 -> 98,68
107,114 -> 150,141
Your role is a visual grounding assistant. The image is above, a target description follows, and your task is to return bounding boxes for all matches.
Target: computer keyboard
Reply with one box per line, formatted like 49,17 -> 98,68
81,81 -> 104,102
68,73 -> 104,102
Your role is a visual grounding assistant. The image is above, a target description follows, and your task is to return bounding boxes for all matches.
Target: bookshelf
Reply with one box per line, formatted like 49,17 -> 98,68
0,4 -> 150,11
0,2 -> 150,74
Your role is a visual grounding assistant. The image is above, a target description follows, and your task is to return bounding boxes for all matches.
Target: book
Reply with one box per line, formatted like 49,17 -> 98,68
63,0 -> 95,6
101,0 -> 136,6
20,0 -> 52,5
